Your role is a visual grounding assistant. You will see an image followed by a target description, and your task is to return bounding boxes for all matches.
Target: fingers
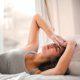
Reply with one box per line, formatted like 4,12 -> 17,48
55,35 -> 67,47
61,41 -> 67,47
67,40 -> 77,47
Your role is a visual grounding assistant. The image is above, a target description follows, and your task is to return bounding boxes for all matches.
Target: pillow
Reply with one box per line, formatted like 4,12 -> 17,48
71,44 -> 80,61
69,44 -> 80,75
64,35 -> 80,61
64,35 -> 80,44
69,61 -> 80,76
64,35 -> 80,75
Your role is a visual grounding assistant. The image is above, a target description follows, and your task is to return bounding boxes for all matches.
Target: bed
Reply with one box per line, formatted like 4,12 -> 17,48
0,72 -> 80,80
0,35 -> 80,80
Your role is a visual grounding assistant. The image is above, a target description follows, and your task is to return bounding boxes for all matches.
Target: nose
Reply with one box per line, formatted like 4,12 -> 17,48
47,45 -> 51,49
47,44 -> 53,49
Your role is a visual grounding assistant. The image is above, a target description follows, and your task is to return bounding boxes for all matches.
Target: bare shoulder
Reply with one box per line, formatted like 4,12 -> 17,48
25,51 -> 36,61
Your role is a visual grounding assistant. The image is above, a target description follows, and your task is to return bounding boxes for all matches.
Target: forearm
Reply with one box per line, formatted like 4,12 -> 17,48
55,42 -> 76,74
35,14 -> 55,37
35,14 -> 66,45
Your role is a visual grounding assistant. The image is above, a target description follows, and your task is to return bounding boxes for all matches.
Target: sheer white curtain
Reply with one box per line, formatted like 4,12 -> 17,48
35,0 -> 51,47
35,0 -> 60,47
0,22 -> 3,53
35,0 -> 51,26
0,0 -> 4,53
4,0 -> 36,51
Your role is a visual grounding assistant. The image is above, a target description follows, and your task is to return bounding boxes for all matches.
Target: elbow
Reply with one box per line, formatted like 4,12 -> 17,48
33,14 -> 41,21
56,70 -> 66,75
54,67 -> 66,75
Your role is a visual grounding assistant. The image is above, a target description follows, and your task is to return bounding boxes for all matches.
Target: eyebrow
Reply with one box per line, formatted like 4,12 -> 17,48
52,44 -> 61,53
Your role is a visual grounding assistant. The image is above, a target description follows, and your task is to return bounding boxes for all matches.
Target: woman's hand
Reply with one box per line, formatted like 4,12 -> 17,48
67,40 -> 77,47
56,35 -> 67,47
51,35 -> 67,47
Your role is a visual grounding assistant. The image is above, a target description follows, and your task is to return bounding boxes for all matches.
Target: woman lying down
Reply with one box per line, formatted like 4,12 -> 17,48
24,14 -> 77,75
0,14 -> 76,75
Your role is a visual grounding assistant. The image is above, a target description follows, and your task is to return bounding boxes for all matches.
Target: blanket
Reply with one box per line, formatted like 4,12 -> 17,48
0,72 -> 80,80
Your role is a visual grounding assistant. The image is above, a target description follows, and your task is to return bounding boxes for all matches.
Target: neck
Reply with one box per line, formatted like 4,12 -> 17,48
34,52 -> 48,65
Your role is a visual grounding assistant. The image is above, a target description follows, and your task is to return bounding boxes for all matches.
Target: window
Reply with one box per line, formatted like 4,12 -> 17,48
4,0 -> 35,51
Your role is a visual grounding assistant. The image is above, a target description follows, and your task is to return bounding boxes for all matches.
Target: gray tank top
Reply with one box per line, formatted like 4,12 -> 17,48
0,49 -> 36,74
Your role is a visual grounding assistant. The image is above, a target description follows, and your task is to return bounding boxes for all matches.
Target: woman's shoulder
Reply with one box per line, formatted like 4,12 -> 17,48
25,51 -> 37,59
25,51 -> 38,74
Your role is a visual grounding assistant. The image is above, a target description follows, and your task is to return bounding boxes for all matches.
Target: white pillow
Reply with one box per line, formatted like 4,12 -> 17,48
69,44 -> 80,75
69,61 -> 80,76
64,35 -> 80,44
71,44 -> 80,61
64,35 -> 80,75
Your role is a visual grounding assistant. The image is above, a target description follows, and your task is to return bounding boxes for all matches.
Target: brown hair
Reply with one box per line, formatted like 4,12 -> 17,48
38,44 -> 70,75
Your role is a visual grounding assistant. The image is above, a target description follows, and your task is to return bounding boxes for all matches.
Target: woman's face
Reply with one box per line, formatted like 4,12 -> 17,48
42,43 -> 60,58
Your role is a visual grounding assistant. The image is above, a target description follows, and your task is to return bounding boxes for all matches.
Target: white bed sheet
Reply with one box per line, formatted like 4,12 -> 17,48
0,72 -> 80,80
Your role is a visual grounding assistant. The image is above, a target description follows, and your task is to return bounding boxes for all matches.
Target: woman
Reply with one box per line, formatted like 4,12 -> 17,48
0,14 -> 76,75
24,14 -> 77,75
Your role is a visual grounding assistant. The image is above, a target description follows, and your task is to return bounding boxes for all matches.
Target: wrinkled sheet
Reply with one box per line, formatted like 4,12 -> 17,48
0,72 -> 80,80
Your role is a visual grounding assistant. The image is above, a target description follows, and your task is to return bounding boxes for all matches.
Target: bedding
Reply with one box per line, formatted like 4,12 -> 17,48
0,72 -> 80,80
0,35 -> 80,80
64,35 -> 80,75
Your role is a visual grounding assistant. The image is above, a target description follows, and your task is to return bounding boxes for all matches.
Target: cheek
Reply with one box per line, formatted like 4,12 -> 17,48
50,49 -> 59,56
42,46 -> 46,54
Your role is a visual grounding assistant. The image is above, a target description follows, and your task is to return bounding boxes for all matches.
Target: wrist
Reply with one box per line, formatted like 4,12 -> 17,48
67,41 -> 76,46
67,43 -> 76,49
50,34 -> 58,43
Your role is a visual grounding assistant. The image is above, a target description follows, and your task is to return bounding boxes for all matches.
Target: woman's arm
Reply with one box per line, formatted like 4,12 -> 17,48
54,40 -> 76,74
35,14 -> 66,46
23,15 -> 40,51
23,14 -> 66,51
40,40 -> 76,75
